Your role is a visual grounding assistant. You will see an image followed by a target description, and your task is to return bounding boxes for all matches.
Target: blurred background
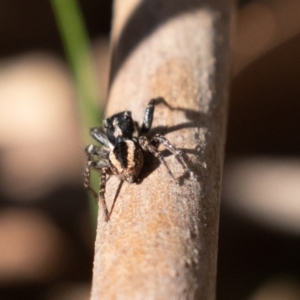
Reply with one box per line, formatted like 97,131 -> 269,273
0,1 -> 111,299
0,1 -> 299,299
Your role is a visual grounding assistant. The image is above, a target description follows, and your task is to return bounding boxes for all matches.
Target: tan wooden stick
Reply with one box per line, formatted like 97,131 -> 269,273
91,0 -> 232,299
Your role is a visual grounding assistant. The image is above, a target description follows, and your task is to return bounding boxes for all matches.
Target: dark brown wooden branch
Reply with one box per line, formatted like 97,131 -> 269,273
90,0 -> 232,299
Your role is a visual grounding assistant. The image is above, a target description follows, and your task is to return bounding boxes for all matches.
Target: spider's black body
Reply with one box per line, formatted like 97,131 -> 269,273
84,98 -> 193,221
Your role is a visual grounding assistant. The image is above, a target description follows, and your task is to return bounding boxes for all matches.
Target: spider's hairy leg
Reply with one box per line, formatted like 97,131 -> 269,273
99,167 -> 110,222
84,160 -> 99,201
84,144 -> 111,221
139,136 -> 179,184
151,133 -> 195,179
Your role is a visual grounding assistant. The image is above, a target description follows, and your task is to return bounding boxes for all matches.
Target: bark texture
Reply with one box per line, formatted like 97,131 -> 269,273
91,0 -> 232,299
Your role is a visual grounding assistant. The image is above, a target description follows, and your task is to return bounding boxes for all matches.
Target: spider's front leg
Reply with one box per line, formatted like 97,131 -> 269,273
90,127 -> 110,149
84,144 -> 111,221
141,97 -> 170,134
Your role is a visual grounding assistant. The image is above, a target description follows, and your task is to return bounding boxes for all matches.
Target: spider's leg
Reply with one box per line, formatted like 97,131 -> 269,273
140,97 -> 168,134
84,160 -> 99,202
139,136 -> 179,184
90,127 -> 110,149
141,96 -> 177,134
140,100 -> 155,134
99,167 -> 110,221
84,144 -> 111,221
151,134 -> 194,178
85,144 -> 108,159
84,161 -> 111,221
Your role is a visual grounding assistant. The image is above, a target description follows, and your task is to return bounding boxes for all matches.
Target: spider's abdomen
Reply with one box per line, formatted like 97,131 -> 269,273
109,140 -> 144,183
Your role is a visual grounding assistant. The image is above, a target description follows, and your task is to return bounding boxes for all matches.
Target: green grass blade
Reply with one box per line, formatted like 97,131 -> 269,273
50,0 -> 100,223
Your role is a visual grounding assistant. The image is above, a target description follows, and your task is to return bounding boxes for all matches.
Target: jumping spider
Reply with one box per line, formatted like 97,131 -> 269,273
84,97 -> 193,221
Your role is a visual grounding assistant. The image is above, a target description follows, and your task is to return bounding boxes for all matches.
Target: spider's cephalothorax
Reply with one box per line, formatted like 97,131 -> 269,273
84,97 -> 193,221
